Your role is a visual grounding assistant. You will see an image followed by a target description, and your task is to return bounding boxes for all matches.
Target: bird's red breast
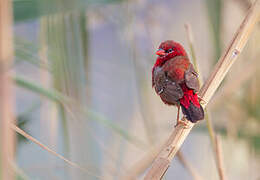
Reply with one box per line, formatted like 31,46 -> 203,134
162,56 -> 190,83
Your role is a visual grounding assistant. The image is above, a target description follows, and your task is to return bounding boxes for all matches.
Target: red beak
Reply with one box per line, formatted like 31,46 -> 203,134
156,49 -> 166,56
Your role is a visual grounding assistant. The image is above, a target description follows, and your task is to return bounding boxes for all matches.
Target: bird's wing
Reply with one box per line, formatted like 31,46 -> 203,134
152,67 -> 155,87
184,64 -> 200,92
153,67 -> 183,104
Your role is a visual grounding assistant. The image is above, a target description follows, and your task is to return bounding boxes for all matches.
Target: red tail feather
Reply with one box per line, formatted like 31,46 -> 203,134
180,83 -> 204,122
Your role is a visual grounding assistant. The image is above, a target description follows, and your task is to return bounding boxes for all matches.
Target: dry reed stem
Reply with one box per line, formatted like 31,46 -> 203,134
215,135 -> 226,180
0,0 -> 16,179
209,55 -> 259,109
184,23 -> 217,143
234,0 -> 252,11
122,142 -> 164,180
185,22 -> 227,180
12,125 -> 103,179
144,124 -> 194,180
122,141 -> 202,180
199,0 -> 260,103
184,23 -> 216,142
144,1 -> 260,179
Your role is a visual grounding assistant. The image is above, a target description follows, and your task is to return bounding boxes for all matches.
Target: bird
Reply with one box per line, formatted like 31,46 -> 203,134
152,40 -> 204,126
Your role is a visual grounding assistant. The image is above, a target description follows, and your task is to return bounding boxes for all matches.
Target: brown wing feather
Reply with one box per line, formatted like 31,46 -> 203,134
153,67 -> 183,105
185,64 -> 200,92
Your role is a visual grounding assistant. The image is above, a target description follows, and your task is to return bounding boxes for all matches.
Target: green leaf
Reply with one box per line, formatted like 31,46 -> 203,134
14,75 -> 66,103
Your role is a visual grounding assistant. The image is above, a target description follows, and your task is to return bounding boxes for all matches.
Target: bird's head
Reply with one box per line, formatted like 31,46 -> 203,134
154,40 -> 187,67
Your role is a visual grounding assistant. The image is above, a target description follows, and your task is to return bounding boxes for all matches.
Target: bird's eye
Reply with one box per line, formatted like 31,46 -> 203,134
166,49 -> 173,53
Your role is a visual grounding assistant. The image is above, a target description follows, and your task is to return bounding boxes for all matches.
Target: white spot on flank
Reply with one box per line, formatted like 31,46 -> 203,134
158,89 -> 163,94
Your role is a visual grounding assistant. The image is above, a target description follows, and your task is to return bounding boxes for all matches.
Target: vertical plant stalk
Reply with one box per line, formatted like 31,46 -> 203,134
144,1 -> 260,179
215,135 -> 226,180
184,23 -> 200,77
185,23 -> 226,180
0,0 -> 16,180
184,23 -> 215,141
39,17 -> 53,139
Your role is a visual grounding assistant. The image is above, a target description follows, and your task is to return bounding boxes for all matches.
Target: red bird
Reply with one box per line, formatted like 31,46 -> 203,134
152,40 -> 204,126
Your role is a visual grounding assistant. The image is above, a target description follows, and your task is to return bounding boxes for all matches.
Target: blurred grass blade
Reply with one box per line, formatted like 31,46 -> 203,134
13,0 -> 124,22
14,37 -> 51,70
14,75 -> 67,102
205,0 -> 222,62
84,109 -> 145,148
13,75 -> 145,148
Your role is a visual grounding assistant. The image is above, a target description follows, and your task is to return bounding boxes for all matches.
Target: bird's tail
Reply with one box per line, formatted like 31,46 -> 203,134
181,102 -> 204,123
179,84 -> 204,123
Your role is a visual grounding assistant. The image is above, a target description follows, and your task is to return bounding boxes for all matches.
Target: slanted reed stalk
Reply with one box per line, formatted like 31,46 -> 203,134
185,23 -> 226,180
144,1 -> 260,179
0,0 -> 16,179
12,125 -> 103,179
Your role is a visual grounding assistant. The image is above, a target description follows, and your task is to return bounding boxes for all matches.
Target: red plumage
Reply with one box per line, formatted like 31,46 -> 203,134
152,40 -> 204,123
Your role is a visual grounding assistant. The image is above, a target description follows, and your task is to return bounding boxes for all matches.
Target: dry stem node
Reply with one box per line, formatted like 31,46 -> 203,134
144,1 -> 260,179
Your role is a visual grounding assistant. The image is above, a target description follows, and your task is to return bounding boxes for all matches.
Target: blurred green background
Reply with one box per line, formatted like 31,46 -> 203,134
11,0 -> 260,179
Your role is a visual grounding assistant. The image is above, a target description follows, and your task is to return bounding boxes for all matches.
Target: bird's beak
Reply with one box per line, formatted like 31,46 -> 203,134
156,49 -> 166,56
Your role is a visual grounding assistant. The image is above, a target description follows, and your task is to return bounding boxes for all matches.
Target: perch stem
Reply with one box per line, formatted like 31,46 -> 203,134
185,23 -> 227,180
144,1 -> 260,179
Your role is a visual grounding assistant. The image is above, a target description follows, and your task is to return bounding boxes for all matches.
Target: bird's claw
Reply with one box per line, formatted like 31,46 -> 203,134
198,95 -> 206,105
174,118 -> 192,129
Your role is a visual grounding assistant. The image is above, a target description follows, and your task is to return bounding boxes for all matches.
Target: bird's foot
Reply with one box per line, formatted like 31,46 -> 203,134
174,118 -> 192,129
198,95 -> 206,105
